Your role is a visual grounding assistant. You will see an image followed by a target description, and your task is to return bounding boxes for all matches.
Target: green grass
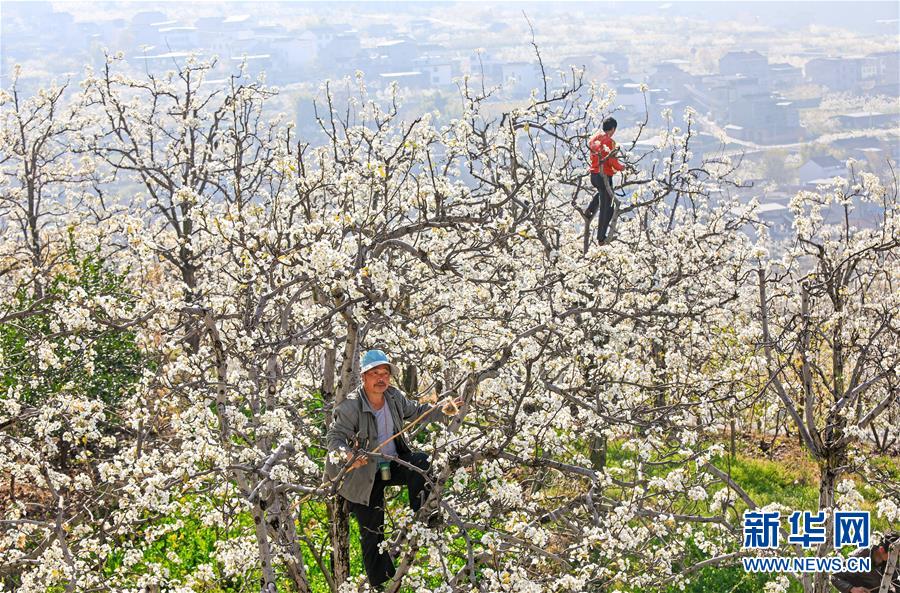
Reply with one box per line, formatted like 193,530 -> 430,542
671,564 -> 803,593
82,436 -> 895,592
716,453 -> 820,511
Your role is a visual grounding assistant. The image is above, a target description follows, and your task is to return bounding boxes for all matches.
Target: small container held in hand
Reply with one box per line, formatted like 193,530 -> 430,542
379,461 -> 391,481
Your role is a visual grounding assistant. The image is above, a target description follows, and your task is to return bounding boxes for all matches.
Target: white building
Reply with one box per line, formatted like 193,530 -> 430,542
415,56 -> 454,87
798,155 -> 845,185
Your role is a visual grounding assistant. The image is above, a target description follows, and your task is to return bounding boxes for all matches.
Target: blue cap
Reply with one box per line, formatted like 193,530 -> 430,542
360,349 -> 400,375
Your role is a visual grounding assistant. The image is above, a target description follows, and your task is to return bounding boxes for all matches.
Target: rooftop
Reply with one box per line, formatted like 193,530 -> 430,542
838,111 -> 886,118
722,50 -> 766,59
376,39 -> 410,48
808,155 -> 843,169
133,51 -> 192,60
380,71 -> 422,78
805,177 -> 842,186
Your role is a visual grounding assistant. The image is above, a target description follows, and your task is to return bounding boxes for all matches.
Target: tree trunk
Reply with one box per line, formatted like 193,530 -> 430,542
651,341 -> 667,411
589,434 -> 607,470
323,348 -> 336,423
26,184 -> 44,300
590,393 -> 607,470
326,326 -> 358,586
607,195 -> 622,240
182,261 -> 201,354
879,541 -> 900,593
270,492 -> 310,593
582,213 -> 592,255
814,425 -> 846,593
402,364 -> 418,396
252,497 -> 278,593
730,418 -> 736,459
813,461 -> 839,593
327,498 -> 350,588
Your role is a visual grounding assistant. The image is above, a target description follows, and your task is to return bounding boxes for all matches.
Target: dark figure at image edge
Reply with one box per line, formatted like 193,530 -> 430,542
831,532 -> 900,593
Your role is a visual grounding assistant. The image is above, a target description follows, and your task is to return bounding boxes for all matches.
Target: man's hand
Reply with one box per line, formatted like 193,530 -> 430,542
442,396 -> 466,416
346,451 -> 368,470
850,587 -> 870,593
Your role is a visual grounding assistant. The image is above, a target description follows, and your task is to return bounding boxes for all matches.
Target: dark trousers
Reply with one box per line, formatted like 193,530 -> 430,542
586,172 -> 614,241
346,451 -> 431,587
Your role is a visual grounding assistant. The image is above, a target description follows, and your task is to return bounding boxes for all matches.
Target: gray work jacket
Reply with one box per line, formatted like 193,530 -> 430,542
325,385 -> 446,506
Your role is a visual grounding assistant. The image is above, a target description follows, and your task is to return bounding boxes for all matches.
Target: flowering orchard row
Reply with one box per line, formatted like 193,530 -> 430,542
1,55 -> 897,593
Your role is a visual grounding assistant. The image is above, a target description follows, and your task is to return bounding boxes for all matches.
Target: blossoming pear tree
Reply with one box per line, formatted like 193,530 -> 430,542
749,168 -> 899,593
1,52 -> 897,593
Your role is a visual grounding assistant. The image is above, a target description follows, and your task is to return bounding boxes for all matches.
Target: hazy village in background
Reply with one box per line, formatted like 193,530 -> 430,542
2,1 -> 899,240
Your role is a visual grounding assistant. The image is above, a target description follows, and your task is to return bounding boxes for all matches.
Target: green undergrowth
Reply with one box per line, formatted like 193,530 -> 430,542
78,435 -> 895,592
562,436 -> 894,593
92,497 -> 364,593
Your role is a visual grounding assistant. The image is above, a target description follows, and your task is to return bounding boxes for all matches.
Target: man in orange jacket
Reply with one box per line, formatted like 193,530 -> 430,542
586,117 -> 625,243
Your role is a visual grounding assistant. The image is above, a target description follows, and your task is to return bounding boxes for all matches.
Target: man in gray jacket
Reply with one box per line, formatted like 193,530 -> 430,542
325,349 -> 460,589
